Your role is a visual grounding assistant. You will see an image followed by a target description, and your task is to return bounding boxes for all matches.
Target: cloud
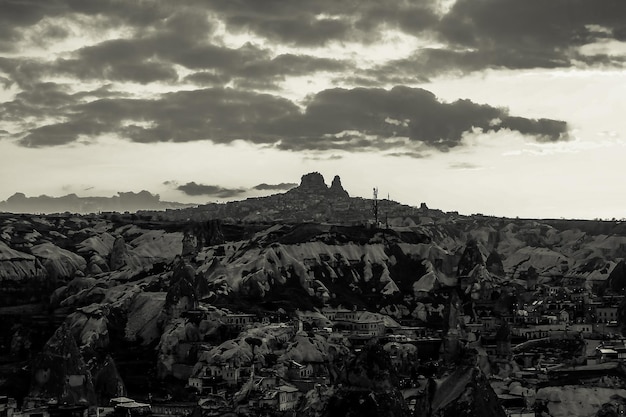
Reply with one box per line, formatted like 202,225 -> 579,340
0,190 -> 172,214
3,85 -> 569,153
204,0 -> 442,46
2,3 -> 582,154
449,162 -> 482,170
0,4 -> 350,90
435,0 -> 626,71
253,183 -> 298,191
1,0 -> 625,88
0,1 -> 175,52
176,182 -> 246,198
272,86 -> 569,151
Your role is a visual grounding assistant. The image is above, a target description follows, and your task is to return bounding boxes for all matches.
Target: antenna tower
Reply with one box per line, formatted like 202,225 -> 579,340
373,187 -> 379,225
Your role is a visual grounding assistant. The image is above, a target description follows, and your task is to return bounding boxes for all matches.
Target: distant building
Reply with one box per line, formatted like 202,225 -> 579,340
596,306 -> 618,323
224,313 -> 256,330
203,364 -> 241,386
258,385 -> 301,411
151,402 -> 196,417
332,311 -> 387,337
110,398 -> 150,417
285,360 -> 313,380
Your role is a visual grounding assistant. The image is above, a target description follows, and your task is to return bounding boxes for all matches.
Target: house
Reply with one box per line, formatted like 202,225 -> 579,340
296,310 -> 332,328
321,307 -> 351,321
190,363 -> 242,391
547,286 -> 562,297
187,376 -> 226,394
333,311 -> 386,337
597,348 -> 619,363
277,386 -> 300,411
112,400 -> 151,417
223,313 -> 256,330
205,364 -> 241,386
333,310 -> 358,322
258,385 -> 301,411
595,341 -> 626,363
285,361 -> 313,380
151,402 -> 196,417
569,323 -> 593,337
596,306 -> 618,323
511,323 -> 567,339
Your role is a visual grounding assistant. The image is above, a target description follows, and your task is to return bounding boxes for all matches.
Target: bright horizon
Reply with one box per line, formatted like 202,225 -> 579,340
1,1 -> 625,220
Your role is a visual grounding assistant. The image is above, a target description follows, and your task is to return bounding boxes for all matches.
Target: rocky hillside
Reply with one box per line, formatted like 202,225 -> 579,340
1,208 -> 626,405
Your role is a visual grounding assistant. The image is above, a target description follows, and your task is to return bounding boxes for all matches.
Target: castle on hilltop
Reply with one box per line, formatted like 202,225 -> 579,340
289,172 -> 349,199
141,171 -> 444,224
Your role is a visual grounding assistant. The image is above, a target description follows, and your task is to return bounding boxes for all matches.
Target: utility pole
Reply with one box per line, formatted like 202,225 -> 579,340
373,187 -> 379,225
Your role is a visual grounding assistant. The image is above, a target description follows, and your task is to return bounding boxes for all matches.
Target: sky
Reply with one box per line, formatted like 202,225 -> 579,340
1,0 -> 625,219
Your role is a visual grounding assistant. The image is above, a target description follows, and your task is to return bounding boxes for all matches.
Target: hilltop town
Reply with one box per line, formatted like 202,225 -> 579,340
2,173 -> 626,417
136,172 -> 446,224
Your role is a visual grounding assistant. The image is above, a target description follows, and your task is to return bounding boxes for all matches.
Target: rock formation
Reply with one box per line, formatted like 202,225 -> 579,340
321,345 -> 411,417
431,366 -> 506,417
288,172 -> 349,199
329,175 -> 349,198
29,323 -> 97,405
297,172 -> 329,194
457,239 -> 485,278
31,242 -> 87,280
109,236 -> 129,271
485,251 -> 505,277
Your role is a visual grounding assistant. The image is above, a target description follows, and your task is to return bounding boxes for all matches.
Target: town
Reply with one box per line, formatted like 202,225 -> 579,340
3,250 -> 626,417
2,174 -> 626,417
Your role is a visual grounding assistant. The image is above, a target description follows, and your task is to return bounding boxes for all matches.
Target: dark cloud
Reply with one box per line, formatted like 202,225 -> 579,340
271,86 -> 569,152
1,82 -> 74,124
253,183 -> 298,191
236,53 -> 347,80
57,57 -> 179,84
4,85 -> 569,153
115,88 -> 299,144
1,15 -> 348,89
356,46 -> 570,84
183,71 -> 232,86
19,120 -> 105,147
355,2 -> 440,36
0,0 -> 175,52
1,0 -> 625,84
2,2 -> 584,154
0,81 -> 125,147
176,182 -> 246,198
204,0 -> 441,46
435,0 -> 626,71
203,1 -> 352,46
500,117 -> 568,143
